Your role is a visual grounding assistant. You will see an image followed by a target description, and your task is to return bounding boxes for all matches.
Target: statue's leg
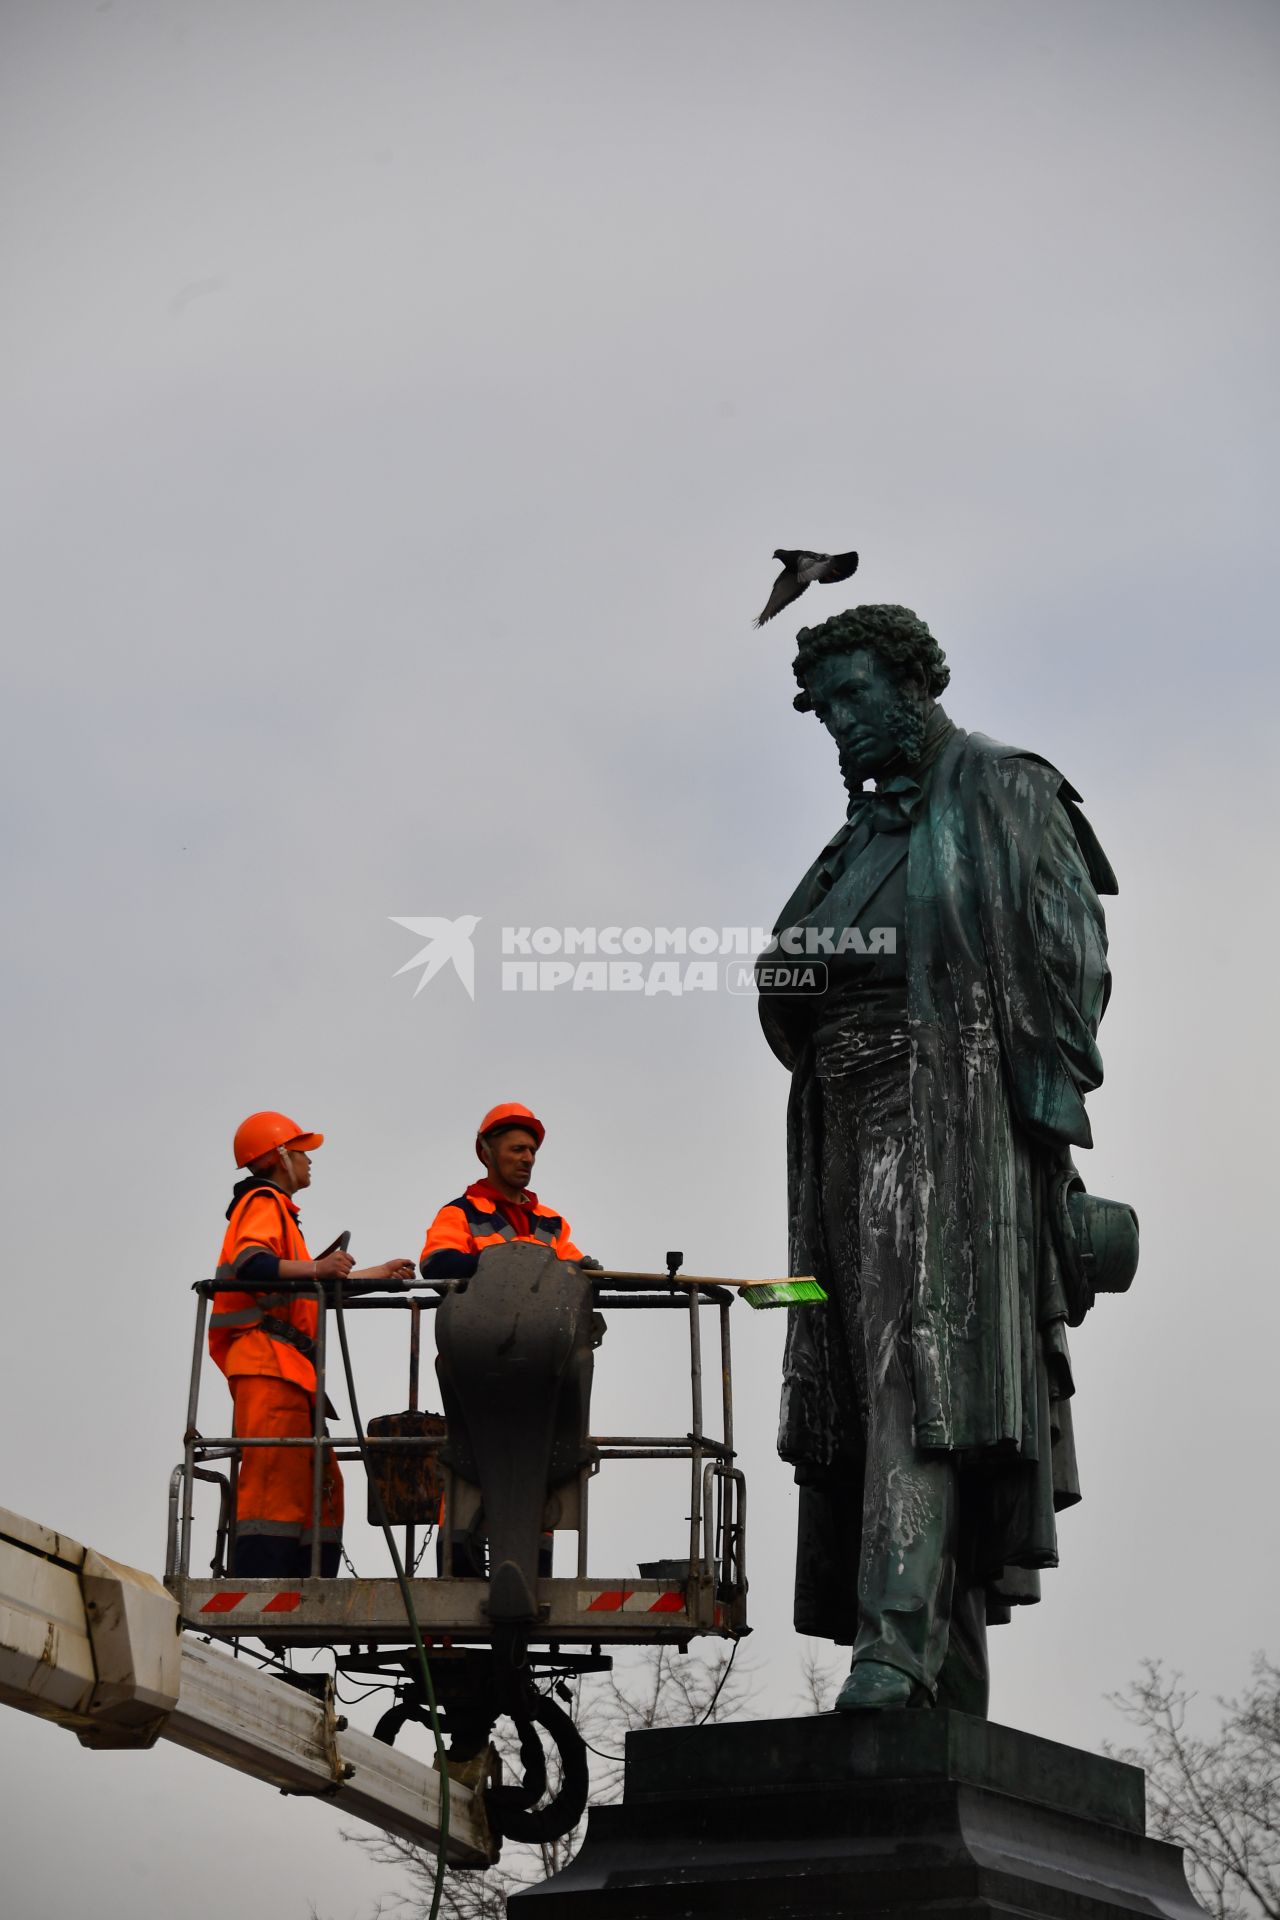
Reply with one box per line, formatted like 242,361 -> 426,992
932,1578 -> 989,1716
801,1073 -> 872,1646
843,1075 -> 958,1704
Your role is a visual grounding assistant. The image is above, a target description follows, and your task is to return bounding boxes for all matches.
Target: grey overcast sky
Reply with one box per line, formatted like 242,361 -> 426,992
2,2 -> 1278,1914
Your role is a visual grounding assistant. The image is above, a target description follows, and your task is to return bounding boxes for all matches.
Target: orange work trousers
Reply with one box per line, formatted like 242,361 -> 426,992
231,1375 -> 344,1578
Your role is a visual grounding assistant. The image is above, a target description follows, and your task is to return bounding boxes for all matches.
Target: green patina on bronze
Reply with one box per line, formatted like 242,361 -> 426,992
757,604 -> 1137,1715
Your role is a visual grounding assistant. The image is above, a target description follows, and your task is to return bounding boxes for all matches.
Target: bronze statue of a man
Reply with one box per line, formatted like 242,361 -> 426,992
758,604 -> 1137,1714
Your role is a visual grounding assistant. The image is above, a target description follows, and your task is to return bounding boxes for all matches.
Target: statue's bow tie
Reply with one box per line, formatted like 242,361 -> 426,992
850,772 -> 924,835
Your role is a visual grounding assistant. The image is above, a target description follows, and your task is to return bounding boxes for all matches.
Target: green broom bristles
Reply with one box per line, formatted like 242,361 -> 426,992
740,1278 -> 828,1310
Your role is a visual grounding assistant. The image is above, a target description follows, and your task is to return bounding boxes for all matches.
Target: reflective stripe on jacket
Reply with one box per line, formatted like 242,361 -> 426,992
421,1181 -> 583,1270
210,1186 -> 319,1393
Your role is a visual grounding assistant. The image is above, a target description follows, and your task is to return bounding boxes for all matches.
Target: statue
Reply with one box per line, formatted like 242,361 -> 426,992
757,604 -> 1138,1714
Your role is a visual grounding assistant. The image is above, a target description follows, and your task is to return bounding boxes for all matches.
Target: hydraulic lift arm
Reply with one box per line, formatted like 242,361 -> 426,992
0,1503 -> 493,1866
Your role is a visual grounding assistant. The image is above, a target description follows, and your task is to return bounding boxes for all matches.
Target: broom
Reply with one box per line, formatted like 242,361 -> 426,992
586,1261 -> 826,1311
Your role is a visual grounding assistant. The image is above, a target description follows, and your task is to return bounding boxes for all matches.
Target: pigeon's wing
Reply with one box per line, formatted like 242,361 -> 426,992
815,550 -> 859,583
754,567 -> 808,627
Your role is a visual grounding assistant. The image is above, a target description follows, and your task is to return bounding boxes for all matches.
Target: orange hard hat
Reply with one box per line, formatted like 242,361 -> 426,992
233,1111 -> 325,1168
475,1102 -> 545,1161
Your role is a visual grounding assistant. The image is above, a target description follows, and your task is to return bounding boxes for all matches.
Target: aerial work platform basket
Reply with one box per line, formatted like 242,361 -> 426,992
165,1248 -> 748,1654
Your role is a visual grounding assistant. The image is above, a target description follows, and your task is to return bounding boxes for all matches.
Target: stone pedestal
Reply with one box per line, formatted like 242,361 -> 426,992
508,1710 -> 1202,1919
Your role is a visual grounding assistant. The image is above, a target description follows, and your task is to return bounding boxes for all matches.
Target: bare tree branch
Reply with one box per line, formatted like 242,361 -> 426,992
795,1639 -> 842,1716
1109,1655 -> 1279,1920
344,1644 -> 754,1918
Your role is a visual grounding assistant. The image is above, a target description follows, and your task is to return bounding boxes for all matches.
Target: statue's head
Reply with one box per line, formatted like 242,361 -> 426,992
792,604 -> 950,790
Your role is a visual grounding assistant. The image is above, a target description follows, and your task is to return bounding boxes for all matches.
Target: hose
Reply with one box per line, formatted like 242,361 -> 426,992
485,1688 -> 590,1842
331,1278 -> 451,1920
335,1267 -> 589,1858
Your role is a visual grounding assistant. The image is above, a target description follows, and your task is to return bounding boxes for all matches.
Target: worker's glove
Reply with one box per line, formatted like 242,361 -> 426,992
578,1254 -> 603,1272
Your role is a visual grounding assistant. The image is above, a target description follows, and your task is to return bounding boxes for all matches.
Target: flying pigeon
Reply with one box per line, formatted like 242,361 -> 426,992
753,548 -> 860,627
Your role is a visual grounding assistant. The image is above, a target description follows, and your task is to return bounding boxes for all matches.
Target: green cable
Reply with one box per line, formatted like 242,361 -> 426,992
332,1284 -> 452,1920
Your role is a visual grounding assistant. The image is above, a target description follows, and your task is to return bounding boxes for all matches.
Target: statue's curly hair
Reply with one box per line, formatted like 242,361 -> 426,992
792,604 -> 951,713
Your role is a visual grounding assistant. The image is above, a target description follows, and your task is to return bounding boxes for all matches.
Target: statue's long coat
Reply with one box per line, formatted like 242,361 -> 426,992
760,725 -> 1118,1630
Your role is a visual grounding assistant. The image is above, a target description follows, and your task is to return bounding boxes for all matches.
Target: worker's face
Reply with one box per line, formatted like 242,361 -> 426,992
804,648 -> 926,784
281,1147 -> 313,1191
485,1128 -> 538,1193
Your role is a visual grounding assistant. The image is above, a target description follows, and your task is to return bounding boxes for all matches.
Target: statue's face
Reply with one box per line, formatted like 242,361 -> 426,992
805,648 -> 915,782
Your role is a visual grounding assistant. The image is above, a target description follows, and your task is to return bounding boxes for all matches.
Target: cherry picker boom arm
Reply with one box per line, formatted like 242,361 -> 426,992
0,1503 -> 493,1865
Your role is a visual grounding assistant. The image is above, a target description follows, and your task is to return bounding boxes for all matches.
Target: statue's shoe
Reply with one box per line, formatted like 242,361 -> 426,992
834,1660 -> 921,1710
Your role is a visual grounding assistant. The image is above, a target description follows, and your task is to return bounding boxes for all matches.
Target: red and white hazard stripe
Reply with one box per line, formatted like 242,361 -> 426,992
199,1589 -> 302,1614
577,1587 -> 687,1614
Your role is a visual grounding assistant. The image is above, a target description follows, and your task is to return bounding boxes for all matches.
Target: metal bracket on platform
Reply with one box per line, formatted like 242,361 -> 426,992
277,1676 -> 355,1797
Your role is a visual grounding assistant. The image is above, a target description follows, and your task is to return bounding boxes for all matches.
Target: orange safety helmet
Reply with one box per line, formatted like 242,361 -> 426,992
475,1101 -> 545,1161
233,1110 -> 325,1168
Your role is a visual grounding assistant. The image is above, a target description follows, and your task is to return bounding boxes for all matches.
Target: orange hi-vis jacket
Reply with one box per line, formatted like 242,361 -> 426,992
210,1183 -> 321,1396
421,1180 -> 583,1272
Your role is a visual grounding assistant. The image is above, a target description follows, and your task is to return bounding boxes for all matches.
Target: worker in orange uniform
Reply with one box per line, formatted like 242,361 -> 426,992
211,1111 -> 414,1578
422,1102 -> 597,1576
420,1102 -> 589,1281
